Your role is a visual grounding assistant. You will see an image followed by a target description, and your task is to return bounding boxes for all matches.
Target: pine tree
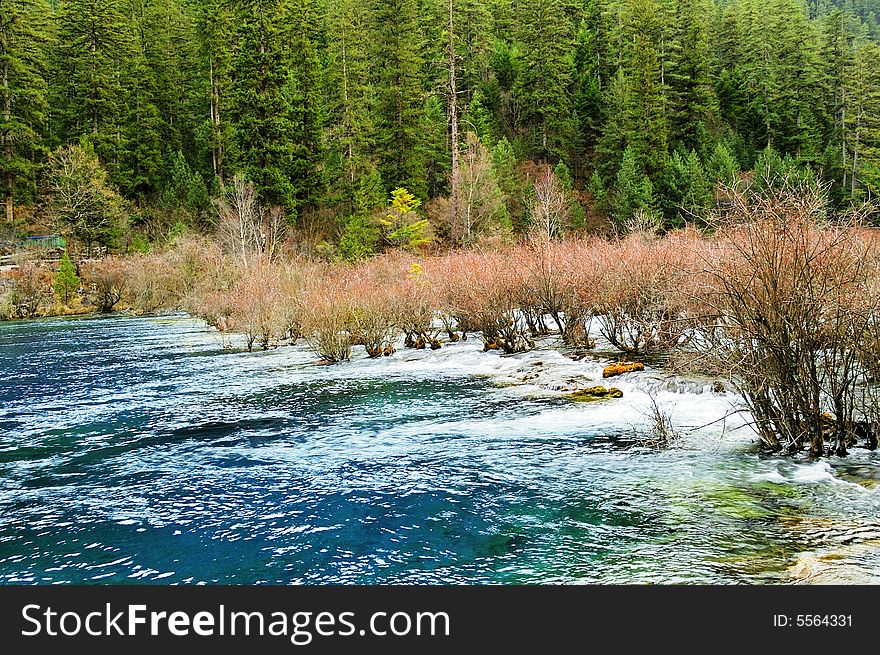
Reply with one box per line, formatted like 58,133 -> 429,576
573,1 -> 611,170
706,140 -> 741,189
615,0 -> 669,178
287,0 -> 325,212
768,0 -> 823,161
229,0 -> 298,213
491,136 -> 524,230
659,148 -> 711,225
820,9 -> 855,199
133,0 -> 203,192
844,41 -> 880,200
612,145 -> 656,226
53,0 -> 133,178
54,249 -> 80,303
665,0 -> 718,151
194,0 -> 236,185
424,95 -> 450,199
0,0 -> 51,225
123,0 -> 166,198
372,0 -> 428,198
737,0 -> 779,155
713,0 -> 749,139
325,0 -> 380,215
514,0 -> 576,162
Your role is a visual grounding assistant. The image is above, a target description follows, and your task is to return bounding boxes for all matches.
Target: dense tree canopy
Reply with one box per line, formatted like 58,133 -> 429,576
2,0 -> 880,243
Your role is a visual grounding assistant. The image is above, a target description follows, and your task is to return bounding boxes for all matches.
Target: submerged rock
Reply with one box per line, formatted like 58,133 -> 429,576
602,361 -> 645,378
568,385 -> 623,401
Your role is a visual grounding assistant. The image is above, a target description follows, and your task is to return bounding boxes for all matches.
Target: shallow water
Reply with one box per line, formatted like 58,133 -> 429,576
1,314 -> 878,584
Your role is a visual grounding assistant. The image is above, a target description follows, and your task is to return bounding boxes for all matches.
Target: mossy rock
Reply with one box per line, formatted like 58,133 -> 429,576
568,385 -> 623,401
602,361 -> 645,378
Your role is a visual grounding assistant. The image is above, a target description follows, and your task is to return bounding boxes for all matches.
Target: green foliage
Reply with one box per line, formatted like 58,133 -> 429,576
706,141 -> 741,189
612,147 -> 657,227
751,145 -> 819,194
491,137 -> 525,230
513,0 -> 575,161
0,0 -> 52,220
128,233 -> 152,254
47,141 -> 129,254
229,0 -> 300,214
53,250 -> 80,303
377,188 -> 432,251
373,0 -> 427,197
587,170 -> 608,214
53,0 -> 132,177
659,149 -> 712,226
554,160 -> 586,229
161,151 -> 210,218
339,214 -> 380,261
6,0 -> 879,245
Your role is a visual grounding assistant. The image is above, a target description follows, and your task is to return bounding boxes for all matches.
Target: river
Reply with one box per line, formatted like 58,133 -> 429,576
1,314 -> 878,584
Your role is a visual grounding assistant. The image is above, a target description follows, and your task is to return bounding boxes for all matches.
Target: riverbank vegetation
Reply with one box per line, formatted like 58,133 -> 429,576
5,180 -> 880,458
3,0 -> 880,458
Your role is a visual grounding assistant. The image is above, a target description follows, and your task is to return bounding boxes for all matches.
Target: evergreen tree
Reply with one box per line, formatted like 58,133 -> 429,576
844,41 -> 880,200
612,145 -> 656,226
124,0 -> 166,198
424,95 -> 450,199
573,0 -> 611,173
194,0 -> 236,185
706,140 -> 741,189
659,148 -> 711,225
229,0 -> 298,213
0,0 -> 51,225
325,0 -> 380,215
53,0 -> 133,179
616,0 -> 669,178
54,249 -> 80,303
768,0 -> 824,160
819,9 -> 854,199
287,0 -> 325,211
372,0 -> 428,198
514,0 -> 576,162
665,0 -> 718,151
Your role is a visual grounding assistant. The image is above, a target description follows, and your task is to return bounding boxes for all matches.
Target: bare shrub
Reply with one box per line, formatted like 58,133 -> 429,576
83,258 -> 128,312
346,257 -> 401,357
166,237 -> 235,322
518,239 -> 601,347
635,393 -> 681,450
125,254 -> 176,314
227,260 -> 295,352
592,232 -> 692,353
391,260 -> 438,349
6,263 -> 50,318
687,188 -> 880,456
299,270 -> 353,363
437,250 -> 533,353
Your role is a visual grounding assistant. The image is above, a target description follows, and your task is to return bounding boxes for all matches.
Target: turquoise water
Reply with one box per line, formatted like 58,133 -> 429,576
1,315 -> 878,584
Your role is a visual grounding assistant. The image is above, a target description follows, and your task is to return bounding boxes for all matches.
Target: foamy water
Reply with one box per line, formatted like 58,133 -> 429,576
0,314 -> 878,584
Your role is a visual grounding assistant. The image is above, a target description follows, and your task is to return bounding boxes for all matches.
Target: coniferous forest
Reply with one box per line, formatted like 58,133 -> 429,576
2,0 -> 880,251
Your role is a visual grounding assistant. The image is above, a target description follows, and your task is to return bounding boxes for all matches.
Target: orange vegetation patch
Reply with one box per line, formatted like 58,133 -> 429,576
602,361 -> 645,378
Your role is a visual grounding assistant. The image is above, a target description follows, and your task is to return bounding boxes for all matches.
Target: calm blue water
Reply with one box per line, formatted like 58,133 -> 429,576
1,314 -> 879,584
